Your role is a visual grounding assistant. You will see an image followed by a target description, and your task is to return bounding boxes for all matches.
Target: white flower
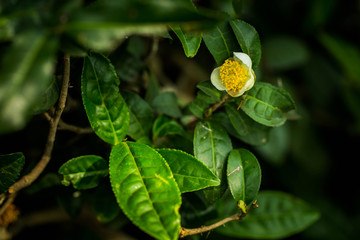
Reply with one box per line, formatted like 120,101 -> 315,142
210,52 -> 255,97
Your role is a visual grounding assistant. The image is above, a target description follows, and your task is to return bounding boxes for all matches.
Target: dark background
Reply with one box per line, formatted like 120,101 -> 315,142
1,0 -> 359,239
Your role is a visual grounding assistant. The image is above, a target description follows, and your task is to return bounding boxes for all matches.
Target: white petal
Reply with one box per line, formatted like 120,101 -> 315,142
243,72 -> 255,92
233,52 -> 252,70
210,66 -> 227,91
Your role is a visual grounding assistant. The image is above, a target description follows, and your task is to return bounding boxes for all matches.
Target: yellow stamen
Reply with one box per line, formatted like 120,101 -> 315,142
219,59 -> 249,92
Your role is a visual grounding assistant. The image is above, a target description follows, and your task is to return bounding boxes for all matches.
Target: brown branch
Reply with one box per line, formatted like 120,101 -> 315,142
57,119 -> 93,134
2,54 -> 70,201
179,201 -> 259,238
204,94 -> 230,119
179,212 -> 243,238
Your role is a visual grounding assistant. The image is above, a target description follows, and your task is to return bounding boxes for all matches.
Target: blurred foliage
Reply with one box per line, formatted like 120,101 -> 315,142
1,0 -> 360,239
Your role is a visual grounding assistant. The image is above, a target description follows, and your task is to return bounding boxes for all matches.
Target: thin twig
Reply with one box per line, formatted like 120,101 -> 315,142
1,54 -> 70,209
58,119 -> 93,134
179,201 -> 259,238
204,94 -> 230,119
179,212 -> 243,238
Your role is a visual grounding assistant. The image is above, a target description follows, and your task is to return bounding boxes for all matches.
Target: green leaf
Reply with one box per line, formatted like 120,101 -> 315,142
152,92 -> 182,118
193,121 -> 232,203
157,149 -> 220,193
263,36 -> 309,71
225,104 -> 248,136
227,149 -> 261,205
58,155 -> 108,190
217,191 -> 320,239
224,104 -> 270,145
122,91 -> 153,141
152,115 -> 185,140
81,52 -> 130,145
319,33 -> 360,86
0,152 -> 25,194
92,184 -> 120,223
170,25 -> 202,58
188,91 -> 217,119
66,0 -> 224,52
203,21 -> 241,65
31,76 -> 59,115
196,80 -> 222,102
241,82 -> 295,127
230,19 -> 261,69
109,142 -> 181,240
0,31 -> 58,134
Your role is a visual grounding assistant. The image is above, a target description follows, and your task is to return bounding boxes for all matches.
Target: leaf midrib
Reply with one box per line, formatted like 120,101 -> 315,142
246,95 -> 282,112
124,143 -> 171,239
217,26 -> 230,58
88,57 -> 119,144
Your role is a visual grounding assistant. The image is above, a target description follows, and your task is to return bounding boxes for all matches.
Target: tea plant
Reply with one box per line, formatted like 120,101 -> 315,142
0,1 -> 319,239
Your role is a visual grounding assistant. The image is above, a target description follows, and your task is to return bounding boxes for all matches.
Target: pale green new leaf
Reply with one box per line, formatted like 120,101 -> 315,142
81,52 -> 129,145
241,82 -> 295,127
157,149 -> 220,193
58,155 -> 108,190
109,142 -> 181,240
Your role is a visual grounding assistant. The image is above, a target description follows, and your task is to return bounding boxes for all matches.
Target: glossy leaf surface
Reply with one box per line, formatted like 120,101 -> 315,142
171,25 -> 202,58
0,31 -> 58,133
241,82 -> 295,127
227,149 -> 261,205
193,121 -> 232,203
157,149 -> 220,193
203,22 -> 241,65
217,191 -> 320,239
81,52 -> 129,145
58,155 -> 108,190
0,152 -> 25,194
230,19 -> 261,69
109,142 -> 181,240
